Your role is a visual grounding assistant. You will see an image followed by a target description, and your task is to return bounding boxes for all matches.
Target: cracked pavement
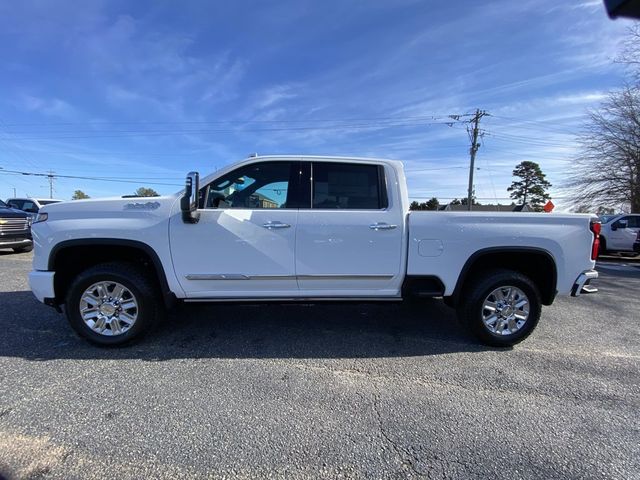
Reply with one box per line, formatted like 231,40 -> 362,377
0,251 -> 639,479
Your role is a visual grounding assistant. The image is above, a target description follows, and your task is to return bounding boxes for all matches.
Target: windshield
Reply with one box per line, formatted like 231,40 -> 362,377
598,214 -> 617,224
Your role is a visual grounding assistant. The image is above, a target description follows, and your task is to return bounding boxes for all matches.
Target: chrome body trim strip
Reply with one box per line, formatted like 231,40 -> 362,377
185,274 -> 394,281
184,296 -> 401,303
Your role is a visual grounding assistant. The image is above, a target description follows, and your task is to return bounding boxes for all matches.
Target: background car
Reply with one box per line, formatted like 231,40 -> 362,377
5,197 -> 63,217
598,213 -> 640,256
0,199 -> 33,253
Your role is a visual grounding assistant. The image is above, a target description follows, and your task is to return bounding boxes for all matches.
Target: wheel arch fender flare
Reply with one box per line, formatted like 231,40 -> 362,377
48,238 -> 176,308
450,246 -> 558,306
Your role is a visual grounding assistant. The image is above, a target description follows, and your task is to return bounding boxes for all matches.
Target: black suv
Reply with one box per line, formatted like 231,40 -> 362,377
0,199 -> 33,253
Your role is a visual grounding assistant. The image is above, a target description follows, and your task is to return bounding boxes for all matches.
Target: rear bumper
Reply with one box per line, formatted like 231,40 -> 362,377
571,270 -> 598,297
29,271 -> 56,303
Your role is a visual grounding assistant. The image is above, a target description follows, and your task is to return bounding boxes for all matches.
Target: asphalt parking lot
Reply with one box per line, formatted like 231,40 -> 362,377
0,252 -> 639,480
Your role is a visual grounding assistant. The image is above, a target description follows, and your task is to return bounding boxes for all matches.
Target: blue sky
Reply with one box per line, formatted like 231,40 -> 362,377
0,0 -> 634,209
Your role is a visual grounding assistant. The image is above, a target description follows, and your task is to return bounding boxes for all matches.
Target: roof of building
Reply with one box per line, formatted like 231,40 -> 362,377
438,203 -> 531,212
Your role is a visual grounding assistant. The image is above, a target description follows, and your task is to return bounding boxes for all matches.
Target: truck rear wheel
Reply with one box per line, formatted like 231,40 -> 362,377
65,262 -> 160,346
457,269 -> 541,347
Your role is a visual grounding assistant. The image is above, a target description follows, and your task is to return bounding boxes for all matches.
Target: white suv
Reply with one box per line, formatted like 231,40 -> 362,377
598,213 -> 640,255
5,198 -> 63,217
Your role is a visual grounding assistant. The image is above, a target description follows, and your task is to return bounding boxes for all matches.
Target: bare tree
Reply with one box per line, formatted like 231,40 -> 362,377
571,86 -> 640,212
617,24 -> 640,83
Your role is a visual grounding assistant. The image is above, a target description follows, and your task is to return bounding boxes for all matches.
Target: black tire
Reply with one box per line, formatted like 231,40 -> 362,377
456,269 -> 541,347
13,245 -> 33,253
65,262 -> 161,346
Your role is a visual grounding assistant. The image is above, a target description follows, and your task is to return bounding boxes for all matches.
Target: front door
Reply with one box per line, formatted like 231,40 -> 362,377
608,215 -> 640,251
170,161 -> 303,298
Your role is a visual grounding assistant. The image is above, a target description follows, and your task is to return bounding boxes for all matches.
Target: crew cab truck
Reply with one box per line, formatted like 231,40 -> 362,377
28,155 -> 600,347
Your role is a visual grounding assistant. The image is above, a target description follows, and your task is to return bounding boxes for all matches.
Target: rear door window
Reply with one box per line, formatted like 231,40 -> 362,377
311,162 -> 387,210
622,216 -> 640,228
21,201 -> 38,213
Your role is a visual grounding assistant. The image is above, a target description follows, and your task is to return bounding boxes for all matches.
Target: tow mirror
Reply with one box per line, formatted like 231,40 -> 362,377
181,171 -> 200,224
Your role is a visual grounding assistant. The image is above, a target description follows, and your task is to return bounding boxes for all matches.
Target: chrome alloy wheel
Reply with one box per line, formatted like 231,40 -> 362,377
79,281 -> 139,336
481,286 -> 530,336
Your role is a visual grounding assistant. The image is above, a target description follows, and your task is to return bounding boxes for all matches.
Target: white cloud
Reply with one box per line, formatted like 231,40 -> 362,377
17,94 -> 77,118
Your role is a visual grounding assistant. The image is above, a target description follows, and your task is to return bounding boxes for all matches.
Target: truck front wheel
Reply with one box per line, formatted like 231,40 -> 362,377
65,262 -> 160,346
457,269 -> 541,347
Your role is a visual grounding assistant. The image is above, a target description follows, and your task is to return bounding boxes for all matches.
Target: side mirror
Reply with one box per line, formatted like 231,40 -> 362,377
181,171 -> 200,224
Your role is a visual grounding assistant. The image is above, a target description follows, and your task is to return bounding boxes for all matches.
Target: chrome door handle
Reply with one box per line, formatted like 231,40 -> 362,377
262,222 -> 291,229
369,223 -> 397,230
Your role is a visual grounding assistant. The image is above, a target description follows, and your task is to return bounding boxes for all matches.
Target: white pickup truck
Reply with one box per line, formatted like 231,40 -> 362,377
28,155 -> 600,347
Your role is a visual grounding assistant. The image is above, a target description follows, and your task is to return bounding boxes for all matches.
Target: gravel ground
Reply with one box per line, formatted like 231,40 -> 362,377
0,251 -> 638,479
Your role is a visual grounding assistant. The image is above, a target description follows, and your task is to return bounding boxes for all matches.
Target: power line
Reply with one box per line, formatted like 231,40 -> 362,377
0,113 -> 477,127
489,114 -> 581,132
0,168 -> 182,187
484,132 -> 575,148
405,166 -> 469,173
4,121 -> 469,140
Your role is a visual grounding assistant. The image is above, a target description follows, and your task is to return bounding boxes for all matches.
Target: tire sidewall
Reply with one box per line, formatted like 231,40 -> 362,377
463,271 -> 541,347
66,266 -> 155,346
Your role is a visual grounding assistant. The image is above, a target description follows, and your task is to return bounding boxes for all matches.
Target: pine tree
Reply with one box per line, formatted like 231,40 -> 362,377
71,190 -> 90,200
135,187 -> 160,197
507,161 -> 551,211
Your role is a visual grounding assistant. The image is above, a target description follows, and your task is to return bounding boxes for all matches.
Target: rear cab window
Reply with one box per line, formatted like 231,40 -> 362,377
311,162 -> 388,210
620,216 -> 640,228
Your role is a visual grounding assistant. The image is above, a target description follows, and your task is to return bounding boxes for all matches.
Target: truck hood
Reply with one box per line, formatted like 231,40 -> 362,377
0,206 -> 30,218
39,195 -> 180,219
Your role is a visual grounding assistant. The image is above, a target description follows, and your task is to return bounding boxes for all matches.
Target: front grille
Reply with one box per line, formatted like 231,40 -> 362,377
0,217 -> 29,233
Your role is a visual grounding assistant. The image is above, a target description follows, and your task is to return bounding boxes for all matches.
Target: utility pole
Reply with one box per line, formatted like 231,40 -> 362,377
47,171 -> 55,199
466,109 -> 486,211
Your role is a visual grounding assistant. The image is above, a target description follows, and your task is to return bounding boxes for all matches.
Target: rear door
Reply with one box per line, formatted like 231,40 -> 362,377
295,161 -> 404,296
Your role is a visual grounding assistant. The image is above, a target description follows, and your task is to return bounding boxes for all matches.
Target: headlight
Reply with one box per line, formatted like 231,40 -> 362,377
33,212 -> 48,224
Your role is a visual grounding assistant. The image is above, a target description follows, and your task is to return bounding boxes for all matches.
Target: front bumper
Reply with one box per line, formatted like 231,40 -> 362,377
0,236 -> 32,249
29,271 -> 56,303
571,270 -> 599,297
